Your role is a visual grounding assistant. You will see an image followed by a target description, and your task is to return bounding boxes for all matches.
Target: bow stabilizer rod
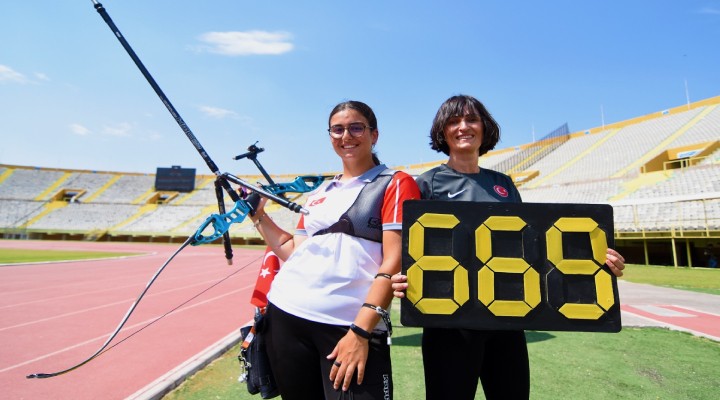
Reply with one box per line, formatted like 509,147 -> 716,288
92,0 -> 221,175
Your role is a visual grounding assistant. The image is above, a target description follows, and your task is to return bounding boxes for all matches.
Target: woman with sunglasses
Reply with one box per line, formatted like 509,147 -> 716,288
391,94 -> 626,400
249,100 -> 420,399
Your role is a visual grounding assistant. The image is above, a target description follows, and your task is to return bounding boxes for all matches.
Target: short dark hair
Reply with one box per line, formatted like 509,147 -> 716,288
429,95 -> 500,157
329,100 -> 381,165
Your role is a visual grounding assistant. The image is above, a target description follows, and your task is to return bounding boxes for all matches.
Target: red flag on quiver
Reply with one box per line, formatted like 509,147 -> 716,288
250,247 -> 281,307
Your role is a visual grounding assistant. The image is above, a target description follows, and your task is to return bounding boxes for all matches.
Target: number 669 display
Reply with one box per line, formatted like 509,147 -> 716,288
400,200 -> 621,333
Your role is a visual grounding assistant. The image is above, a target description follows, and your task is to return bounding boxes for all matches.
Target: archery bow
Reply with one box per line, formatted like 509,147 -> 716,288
26,1 -> 324,379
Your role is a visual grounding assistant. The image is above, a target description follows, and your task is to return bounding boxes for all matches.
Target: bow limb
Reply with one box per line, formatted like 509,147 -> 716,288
26,236 -> 195,379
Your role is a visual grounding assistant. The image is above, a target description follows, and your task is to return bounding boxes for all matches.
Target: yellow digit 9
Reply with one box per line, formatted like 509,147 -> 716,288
406,213 -> 469,315
476,216 -> 540,317
546,217 -> 615,320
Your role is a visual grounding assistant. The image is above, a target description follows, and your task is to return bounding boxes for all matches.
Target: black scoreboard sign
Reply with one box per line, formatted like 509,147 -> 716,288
400,200 -> 621,332
155,166 -> 196,192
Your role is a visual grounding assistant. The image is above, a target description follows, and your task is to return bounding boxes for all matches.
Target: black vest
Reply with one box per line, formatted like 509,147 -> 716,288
313,169 -> 397,243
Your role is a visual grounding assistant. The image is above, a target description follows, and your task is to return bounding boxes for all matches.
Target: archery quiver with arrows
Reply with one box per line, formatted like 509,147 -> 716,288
238,307 -> 279,399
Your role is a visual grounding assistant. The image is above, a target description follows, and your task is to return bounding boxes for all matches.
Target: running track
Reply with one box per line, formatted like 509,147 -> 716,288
618,280 -> 720,341
0,240 -> 263,400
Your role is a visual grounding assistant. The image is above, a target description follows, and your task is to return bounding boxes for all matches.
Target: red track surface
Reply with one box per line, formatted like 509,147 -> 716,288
0,240 -> 262,400
621,304 -> 720,340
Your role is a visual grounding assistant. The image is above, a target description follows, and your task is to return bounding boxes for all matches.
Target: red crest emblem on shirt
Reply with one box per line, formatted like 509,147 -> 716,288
308,197 -> 326,207
493,185 -> 509,198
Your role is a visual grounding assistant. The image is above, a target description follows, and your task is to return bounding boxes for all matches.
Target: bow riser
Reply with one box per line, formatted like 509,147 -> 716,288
191,175 -> 327,245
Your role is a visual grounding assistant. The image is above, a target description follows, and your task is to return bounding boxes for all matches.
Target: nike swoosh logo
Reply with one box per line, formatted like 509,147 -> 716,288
448,189 -> 466,198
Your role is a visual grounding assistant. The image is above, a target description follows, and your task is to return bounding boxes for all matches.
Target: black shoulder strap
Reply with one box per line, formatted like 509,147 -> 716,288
313,169 -> 397,243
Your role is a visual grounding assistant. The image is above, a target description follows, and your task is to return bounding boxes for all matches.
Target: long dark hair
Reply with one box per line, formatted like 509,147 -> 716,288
329,100 -> 381,165
429,95 -> 500,157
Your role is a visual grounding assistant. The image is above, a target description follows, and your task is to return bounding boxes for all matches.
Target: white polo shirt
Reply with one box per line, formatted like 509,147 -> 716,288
267,164 -> 420,326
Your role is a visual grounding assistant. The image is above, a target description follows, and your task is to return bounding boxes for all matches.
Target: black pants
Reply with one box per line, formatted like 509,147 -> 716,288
265,303 -> 393,400
422,328 -> 529,400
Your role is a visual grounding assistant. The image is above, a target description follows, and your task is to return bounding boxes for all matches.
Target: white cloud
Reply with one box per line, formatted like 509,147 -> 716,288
137,130 -> 163,142
102,122 -> 133,137
199,105 -> 239,119
34,72 -> 50,81
196,31 -> 294,56
698,7 -> 720,15
69,123 -> 92,136
0,65 -> 28,84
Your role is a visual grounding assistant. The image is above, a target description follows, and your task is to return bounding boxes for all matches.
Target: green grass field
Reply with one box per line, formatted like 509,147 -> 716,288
620,264 -> 720,295
0,244 -> 266,265
4,246 -> 718,399
164,326 -> 718,400
0,248 -> 143,263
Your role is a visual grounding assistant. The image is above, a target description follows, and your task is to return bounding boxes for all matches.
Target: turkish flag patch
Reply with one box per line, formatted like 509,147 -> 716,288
250,247 -> 281,307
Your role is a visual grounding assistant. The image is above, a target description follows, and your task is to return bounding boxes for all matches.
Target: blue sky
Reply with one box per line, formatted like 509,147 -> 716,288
2,1 -> 719,176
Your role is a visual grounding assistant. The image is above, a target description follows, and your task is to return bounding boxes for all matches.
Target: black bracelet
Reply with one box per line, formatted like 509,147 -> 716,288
374,273 -> 392,280
349,323 -> 372,340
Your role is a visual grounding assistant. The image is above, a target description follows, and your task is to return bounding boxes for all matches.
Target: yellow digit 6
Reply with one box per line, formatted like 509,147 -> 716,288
476,216 -> 540,317
406,213 -> 469,315
546,217 -> 615,320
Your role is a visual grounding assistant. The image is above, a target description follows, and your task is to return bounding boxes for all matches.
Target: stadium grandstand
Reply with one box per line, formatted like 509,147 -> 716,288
1,95 -> 718,268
